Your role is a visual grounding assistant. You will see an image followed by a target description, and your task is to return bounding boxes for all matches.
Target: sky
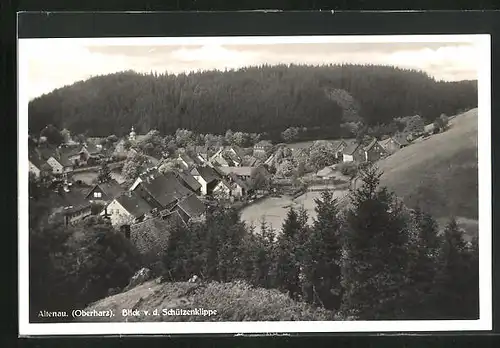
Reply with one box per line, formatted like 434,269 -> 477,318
23,38 -> 481,100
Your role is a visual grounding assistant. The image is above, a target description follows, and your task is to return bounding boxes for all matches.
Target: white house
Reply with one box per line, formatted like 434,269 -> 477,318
46,156 -> 73,174
190,166 -> 220,196
212,179 -> 232,198
101,191 -> 152,227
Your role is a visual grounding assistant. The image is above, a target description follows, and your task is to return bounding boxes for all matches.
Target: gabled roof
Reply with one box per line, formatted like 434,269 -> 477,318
49,187 -> 90,214
179,153 -> 196,166
176,194 -> 206,219
115,191 -> 152,218
136,169 -> 192,207
173,169 -> 202,192
331,139 -> 348,151
228,145 -> 246,160
191,165 -> 219,183
241,156 -> 259,167
363,138 -> 378,151
228,172 -> 250,191
392,133 -> 410,146
86,179 -> 123,199
342,140 -> 361,155
378,138 -> 392,148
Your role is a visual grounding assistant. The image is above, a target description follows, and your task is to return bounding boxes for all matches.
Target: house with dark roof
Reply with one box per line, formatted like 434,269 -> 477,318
129,210 -> 185,261
191,165 -> 221,196
85,179 -> 123,203
177,153 -> 194,169
172,194 -> 206,223
101,191 -> 153,227
364,138 -> 387,162
130,168 -> 193,211
378,133 -> 410,155
342,138 -> 386,163
227,172 -> 252,198
48,184 -> 92,226
46,153 -> 74,175
172,169 -> 202,194
331,139 -> 349,159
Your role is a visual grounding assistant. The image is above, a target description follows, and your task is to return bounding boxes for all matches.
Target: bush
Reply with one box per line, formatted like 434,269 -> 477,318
337,162 -> 359,177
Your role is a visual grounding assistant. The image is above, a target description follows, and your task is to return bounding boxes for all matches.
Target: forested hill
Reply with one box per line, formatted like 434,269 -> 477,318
28,64 -> 478,140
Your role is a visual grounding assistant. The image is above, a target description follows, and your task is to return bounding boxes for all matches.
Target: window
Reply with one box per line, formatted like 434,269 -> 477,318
94,192 -> 102,198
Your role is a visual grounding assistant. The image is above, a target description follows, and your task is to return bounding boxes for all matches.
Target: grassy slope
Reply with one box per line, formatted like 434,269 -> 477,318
377,108 -> 478,237
78,279 -> 338,322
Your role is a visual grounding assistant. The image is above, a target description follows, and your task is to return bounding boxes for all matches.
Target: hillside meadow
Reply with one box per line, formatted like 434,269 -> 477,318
79,279 -> 339,322
377,108 -> 479,237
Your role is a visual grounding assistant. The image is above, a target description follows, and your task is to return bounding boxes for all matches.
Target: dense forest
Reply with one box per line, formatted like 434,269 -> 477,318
28,64 -> 478,141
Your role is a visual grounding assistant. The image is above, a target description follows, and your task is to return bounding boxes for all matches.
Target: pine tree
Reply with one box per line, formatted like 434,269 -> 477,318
340,165 -> 411,320
434,217 -> 478,319
404,206 -> 442,318
276,207 -> 304,300
305,190 -> 343,309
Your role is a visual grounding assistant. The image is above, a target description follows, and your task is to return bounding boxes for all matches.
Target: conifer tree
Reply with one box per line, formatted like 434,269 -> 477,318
276,207 -> 305,300
340,165 -> 410,320
434,217 -> 478,319
404,206 -> 442,318
305,190 -> 343,309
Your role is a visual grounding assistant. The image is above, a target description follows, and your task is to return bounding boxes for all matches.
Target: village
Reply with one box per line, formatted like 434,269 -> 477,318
28,114 -> 450,257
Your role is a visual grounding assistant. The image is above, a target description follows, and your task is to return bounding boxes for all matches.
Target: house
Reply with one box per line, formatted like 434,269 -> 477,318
101,191 -> 153,227
378,133 -> 410,154
58,144 -> 91,166
342,138 -> 386,163
47,155 -> 74,175
227,173 -> 251,198
177,153 -> 197,170
28,152 -> 44,179
172,194 -> 206,223
48,184 -> 92,226
364,138 -> 387,162
227,145 -> 247,163
172,169 -> 202,194
331,139 -> 349,159
209,148 -> 237,167
130,168 -> 193,211
218,166 -> 265,181
85,179 -> 123,203
241,155 -> 262,167
253,140 -> 273,157
191,165 -> 221,195
129,210 -> 186,261
212,178 -> 233,199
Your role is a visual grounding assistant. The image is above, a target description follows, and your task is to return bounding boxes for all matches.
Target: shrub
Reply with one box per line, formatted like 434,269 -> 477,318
337,162 -> 358,177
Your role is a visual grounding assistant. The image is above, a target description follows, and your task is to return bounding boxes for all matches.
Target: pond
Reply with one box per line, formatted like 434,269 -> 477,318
240,187 -> 348,232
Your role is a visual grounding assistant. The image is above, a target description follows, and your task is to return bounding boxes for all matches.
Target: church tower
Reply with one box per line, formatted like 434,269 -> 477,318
129,126 -> 137,141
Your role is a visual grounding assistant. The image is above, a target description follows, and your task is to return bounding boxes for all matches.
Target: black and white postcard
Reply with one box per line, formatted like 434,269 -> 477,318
18,32 -> 491,335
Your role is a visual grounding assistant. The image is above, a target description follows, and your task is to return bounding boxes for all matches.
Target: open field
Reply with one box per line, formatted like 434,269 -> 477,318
377,108 -> 478,237
240,188 -> 348,231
